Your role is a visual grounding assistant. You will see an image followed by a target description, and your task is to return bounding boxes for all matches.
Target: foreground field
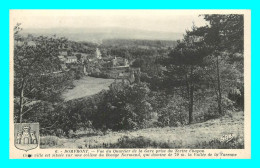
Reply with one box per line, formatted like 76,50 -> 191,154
62,76 -> 114,101
41,111 -> 244,149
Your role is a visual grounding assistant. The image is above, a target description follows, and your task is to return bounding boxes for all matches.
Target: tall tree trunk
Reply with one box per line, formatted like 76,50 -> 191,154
216,55 -> 223,115
187,67 -> 194,124
17,79 -> 25,123
189,84 -> 194,124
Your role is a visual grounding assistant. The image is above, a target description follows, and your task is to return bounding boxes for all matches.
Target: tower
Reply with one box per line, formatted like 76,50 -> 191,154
112,56 -> 117,67
124,59 -> 129,67
96,48 -> 102,59
128,70 -> 135,84
21,126 -> 32,144
16,131 -> 22,144
30,131 -> 37,144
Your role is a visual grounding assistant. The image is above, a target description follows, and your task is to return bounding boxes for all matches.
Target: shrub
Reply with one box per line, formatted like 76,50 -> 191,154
222,96 -> 236,112
55,129 -> 65,137
157,97 -> 188,127
40,136 -> 60,147
68,129 -> 76,138
204,96 -> 235,121
204,102 -> 220,121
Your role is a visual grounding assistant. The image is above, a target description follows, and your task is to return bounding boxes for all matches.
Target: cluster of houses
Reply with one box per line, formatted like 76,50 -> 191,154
102,56 -> 129,69
15,35 -> 140,82
57,48 -> 136,81
15,36 -> 139,81
57,48 -> 101,71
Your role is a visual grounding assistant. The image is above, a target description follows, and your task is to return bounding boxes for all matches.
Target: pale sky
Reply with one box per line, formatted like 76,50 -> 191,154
11,10 -> 208,34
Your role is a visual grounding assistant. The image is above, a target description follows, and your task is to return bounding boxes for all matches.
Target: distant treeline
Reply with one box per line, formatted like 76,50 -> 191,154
102,39 -> 177,48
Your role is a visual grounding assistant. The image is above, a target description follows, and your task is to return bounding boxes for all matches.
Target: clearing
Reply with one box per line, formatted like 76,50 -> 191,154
62,76 -> 114,101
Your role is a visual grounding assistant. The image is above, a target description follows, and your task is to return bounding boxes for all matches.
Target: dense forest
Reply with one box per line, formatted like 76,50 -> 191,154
13,14 -> 244,142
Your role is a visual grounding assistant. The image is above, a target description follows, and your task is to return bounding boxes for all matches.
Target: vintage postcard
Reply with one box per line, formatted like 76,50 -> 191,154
9,10 -> 251,159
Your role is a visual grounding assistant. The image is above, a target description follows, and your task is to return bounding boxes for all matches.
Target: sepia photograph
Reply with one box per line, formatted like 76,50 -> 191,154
9,10 -> 251,158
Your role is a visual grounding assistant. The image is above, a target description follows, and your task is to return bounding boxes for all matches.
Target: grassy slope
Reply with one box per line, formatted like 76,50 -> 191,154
62,76 -> 114,101
41,111 -> 244,149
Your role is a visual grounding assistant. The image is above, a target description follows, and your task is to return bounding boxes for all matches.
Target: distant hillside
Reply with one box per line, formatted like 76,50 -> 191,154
102,39 -> 177,48
21,27 -> 183,42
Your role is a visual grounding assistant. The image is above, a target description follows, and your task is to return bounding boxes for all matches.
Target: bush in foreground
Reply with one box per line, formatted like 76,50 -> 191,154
40,136 -> 61,148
